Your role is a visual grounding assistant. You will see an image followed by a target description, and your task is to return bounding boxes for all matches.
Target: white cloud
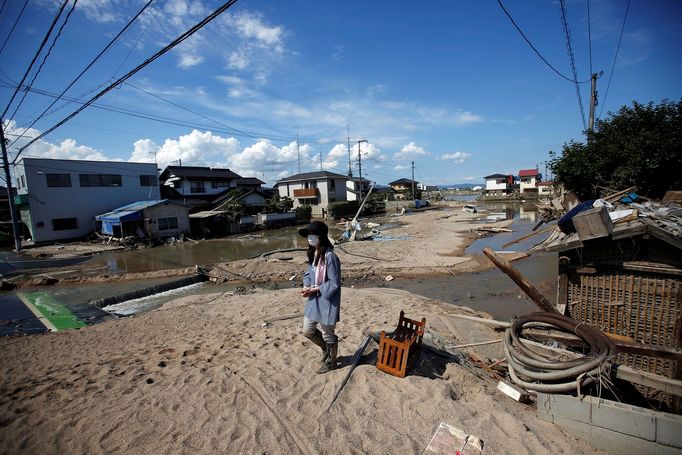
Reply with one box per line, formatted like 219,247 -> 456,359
454,111 -> 482,125
130,130 -> 240,169
230,12 -> 284,47
4,121 -> 111,163
394,164 -> 409,170
394,142 -> 428,160
440,151 -> 472,163
332,45 -> 344,61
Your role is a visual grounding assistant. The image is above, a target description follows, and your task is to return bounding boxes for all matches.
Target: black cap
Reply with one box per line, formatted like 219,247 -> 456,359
298,220 -> 328,238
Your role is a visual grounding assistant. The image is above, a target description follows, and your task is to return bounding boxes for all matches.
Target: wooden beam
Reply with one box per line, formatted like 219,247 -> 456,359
483,247 -> 560,314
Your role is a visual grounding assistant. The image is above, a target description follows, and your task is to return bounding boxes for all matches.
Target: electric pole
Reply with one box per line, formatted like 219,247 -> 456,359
411,160 -> 415,200
296,129 -> 301,174
588,71 -> 603,132
1,123 -> 22,251
347,124 -> 352,177
357,139 -> 368,202
319,150 -> 323,171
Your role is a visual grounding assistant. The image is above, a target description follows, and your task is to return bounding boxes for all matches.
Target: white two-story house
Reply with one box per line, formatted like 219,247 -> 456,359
13,158 -> 160,243
484,173 -> 513,195
274,171 -> 348,217
518,168 -> 541,194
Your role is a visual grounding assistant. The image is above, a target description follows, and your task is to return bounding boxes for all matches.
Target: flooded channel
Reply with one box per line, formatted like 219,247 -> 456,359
1,200 -> 558,332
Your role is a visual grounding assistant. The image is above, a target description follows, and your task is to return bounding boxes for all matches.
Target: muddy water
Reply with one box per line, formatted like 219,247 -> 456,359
2,203 -> 558,325
377,201 -> 558,321
83,225 -> 342,273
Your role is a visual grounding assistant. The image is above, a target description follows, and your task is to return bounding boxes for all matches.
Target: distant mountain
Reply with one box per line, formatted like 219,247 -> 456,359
437,183 -> 483,190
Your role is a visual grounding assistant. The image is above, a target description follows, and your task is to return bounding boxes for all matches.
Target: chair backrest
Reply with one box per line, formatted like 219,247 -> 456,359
397,310 -> 427,343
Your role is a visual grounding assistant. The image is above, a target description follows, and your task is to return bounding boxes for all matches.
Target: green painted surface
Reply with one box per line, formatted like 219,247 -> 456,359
19,291 -> 86,331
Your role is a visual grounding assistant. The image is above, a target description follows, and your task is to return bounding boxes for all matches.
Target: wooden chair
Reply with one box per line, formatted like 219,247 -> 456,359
376,311 -> 427,378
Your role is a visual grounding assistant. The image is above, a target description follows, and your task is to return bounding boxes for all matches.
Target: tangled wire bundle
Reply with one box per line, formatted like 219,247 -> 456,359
504,313 -> 616,393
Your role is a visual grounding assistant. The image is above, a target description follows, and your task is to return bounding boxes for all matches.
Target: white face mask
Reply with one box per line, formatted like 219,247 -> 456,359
307,235 -> 320,247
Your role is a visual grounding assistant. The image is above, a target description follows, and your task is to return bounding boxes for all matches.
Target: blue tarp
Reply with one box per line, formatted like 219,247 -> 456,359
96,200 -> 169,235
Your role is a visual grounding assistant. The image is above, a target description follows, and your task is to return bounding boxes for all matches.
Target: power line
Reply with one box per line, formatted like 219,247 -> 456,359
559,0 -> 587,130
13,0 -> 241,163
8,0 -> 155,147
1,0 -> 70,120
2,81 -> 332,146
0,0 -> 29,56
7,0 -> 78,124
598,0 -> 631,120
495,0 -> 589,84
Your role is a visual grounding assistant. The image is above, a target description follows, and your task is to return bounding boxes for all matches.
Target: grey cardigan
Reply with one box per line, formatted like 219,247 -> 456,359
303,249 -> 341,325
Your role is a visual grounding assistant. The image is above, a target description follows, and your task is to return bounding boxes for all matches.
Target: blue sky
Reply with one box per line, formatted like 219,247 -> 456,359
1,0 -> 680,187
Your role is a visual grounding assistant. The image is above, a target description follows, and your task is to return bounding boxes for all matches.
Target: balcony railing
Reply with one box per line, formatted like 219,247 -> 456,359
293,188 -> 319,198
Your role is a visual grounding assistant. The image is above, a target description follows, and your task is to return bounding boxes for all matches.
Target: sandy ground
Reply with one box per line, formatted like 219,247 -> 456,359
0,287 -> 603,455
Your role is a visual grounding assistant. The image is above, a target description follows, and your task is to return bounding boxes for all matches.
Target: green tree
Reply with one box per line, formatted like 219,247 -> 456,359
549,99 -> 682,200
264,195 -> 293,213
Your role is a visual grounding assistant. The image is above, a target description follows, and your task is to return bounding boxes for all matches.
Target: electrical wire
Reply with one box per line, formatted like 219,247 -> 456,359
8,0 -> 155,148
3,80 -> 349,150
1,0 -> 69,120
13,0 -> 241,164
496,0 -> 590,84
0,0 -> 29,56
559,0 -> 587,130
598,0 -> 631,120
7,0 -> 78,124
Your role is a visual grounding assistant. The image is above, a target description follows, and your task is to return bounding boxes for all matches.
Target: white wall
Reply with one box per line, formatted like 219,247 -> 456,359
485,179 -> 507,192
14,158 -> 160,243
146,204 -> 190,238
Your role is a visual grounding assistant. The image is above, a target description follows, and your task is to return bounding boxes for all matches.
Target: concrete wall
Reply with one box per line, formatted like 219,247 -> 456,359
145,203 -> 190,239
14,158 -> 160,243
485,179 -> 507,192
537,393 -> 682,454
520,176 -> 538,193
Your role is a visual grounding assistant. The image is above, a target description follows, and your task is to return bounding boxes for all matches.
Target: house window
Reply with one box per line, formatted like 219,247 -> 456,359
79,174 -> 122,187
158,217 -> 179,231
190,181 -> 205,193
52,218 -> 78,230
46,173 -> 71,187
329,180 -> 335,190
139,175 -> 156,186
211,181 -> 232,188
21,175 -> 25,188
16,178 -> 20,189
304,181 -> 317,189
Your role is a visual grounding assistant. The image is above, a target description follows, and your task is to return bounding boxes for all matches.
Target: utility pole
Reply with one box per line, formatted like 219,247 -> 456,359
296,128 -> 301,174
588,71 -> 603,132
1,123 -> 22,251
347,124 -> 352,177
319,150 -> 323,171
357,139 -> 368,202
411,160 -> 415,200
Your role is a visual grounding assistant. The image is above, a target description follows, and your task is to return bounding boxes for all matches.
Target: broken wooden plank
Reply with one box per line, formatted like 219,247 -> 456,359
497,380 -> 530,403
483,247 -> 560,314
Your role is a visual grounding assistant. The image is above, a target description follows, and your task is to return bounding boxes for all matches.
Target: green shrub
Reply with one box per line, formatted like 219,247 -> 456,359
295,204 -> 312,221
327,201 -> 359,219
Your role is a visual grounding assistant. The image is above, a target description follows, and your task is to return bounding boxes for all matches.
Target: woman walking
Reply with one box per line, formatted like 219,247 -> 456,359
298,221 -> 341,374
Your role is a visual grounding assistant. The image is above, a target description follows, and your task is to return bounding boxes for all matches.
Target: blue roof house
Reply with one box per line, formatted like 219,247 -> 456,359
96,199 -> 189,240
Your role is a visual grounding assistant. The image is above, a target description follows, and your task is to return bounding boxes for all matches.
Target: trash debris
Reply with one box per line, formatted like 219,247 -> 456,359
288,275 -> 297,281
424,422 -> 484,455
384,275 -> 394,281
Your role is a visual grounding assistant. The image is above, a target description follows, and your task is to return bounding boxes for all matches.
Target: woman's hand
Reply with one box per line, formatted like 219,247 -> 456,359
299,287 -> 319,297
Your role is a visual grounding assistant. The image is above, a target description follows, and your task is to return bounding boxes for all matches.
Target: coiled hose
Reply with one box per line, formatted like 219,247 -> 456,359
504,313 -> 615,393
